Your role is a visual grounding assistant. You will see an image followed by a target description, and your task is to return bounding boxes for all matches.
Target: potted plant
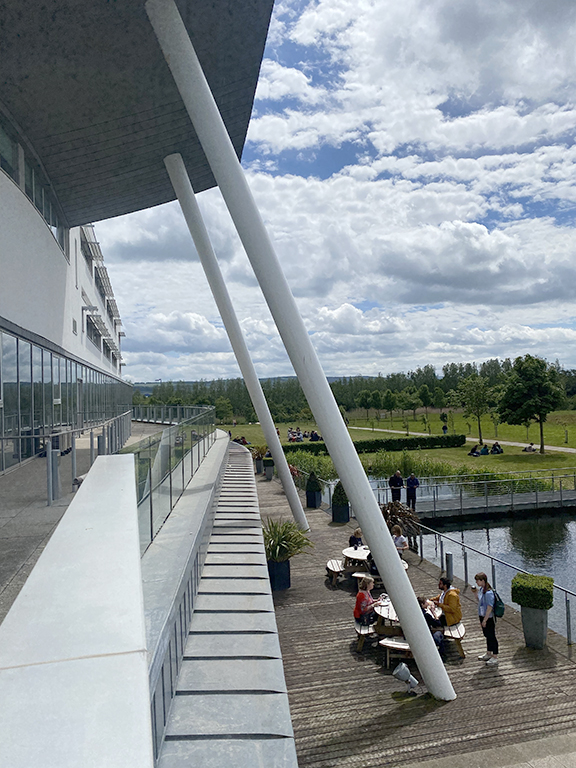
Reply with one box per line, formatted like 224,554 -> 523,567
511,572 -> 554,649
249,445 -> 267,474
306,471 -> 322,508
263,456 -> 275,480
263,518 -> 313,590
331,480 -> 350,523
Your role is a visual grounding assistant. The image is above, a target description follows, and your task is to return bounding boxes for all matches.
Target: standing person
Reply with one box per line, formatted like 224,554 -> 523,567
388,469 -> 404,502
431,577 -> 462,627
353,577 -> 380,625
472,572 -> 499,667
406,473 -> 419,510
392,525 -> 409,557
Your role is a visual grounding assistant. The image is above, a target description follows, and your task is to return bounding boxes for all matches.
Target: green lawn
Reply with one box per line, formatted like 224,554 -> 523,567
347,409 -> 576,449
219,419 -> 576,478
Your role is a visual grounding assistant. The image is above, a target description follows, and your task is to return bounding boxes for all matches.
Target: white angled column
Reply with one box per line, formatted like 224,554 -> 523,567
164,152 -> 309,531
146,0 -> 455,700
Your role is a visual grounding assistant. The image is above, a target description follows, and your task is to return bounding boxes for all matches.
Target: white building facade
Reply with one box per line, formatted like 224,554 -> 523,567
0,113 -> 131,472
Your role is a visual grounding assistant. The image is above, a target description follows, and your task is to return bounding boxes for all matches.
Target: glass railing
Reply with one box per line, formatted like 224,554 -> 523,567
122,407 -> 216,554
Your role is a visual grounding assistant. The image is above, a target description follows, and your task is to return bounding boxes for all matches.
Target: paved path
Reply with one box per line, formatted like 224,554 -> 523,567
256,474 -> 576,768
0,421 -> 161,625
351,426 -> 576,454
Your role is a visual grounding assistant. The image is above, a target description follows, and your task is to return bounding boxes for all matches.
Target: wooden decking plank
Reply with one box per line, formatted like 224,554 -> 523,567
255,475 -> 576,767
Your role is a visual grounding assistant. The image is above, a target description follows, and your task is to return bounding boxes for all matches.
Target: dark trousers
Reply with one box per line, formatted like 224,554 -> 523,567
407,492 -> 416,510
480,616 -> 498,654
391,489 -> 401,502
358,610 -> 377,626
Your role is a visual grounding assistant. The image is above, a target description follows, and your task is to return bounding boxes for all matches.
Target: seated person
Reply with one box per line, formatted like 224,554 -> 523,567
353,577 -> 381,625
523,442 -> 537,452
432,577 -> 462,627
349,527 -> 364,549
366,552 -> 380,577
490,442 -> 503,454
468,444 -> 480,456
310,430 -> 319,441
480,444 -> 489,455
417,596 -> 445,658
392,525 -> 409,557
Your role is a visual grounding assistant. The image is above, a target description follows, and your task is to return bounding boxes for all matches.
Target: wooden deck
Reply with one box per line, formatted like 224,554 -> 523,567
256,474 -> 576,768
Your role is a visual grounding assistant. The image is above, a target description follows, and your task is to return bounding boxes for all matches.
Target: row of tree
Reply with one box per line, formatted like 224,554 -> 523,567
135,356 -> 569,452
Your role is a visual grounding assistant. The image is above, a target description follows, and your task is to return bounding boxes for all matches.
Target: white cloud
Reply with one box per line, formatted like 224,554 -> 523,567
96,0 -> 576,382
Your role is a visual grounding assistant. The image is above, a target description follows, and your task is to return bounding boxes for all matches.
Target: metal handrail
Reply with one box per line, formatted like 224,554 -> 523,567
418,521 -> 575,644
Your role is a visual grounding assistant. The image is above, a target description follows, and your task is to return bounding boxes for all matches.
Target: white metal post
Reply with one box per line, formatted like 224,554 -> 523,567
146,0 -> 455,700
164,153 -> 309,530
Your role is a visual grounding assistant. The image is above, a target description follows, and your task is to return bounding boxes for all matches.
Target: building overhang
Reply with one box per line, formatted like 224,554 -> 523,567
0,0 -> 274,226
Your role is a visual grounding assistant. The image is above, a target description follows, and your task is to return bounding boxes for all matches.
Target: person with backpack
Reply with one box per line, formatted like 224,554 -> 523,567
472,571 -> 499,667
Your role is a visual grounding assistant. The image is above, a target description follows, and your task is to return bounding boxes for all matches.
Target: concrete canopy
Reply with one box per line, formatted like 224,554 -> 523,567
0,0 -> 274,226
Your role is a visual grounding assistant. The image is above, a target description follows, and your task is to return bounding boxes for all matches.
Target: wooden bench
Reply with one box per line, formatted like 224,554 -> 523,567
378,636 -> 413,668
326,559 -> 344,587
354,620 -> 377,652
443,621 -> 466,657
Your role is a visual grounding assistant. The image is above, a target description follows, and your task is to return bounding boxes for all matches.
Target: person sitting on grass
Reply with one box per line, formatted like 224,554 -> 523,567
480,444 -> 489,455
468,444 -> 480,456
490,442 -> 503,454
523,442 -> 537,452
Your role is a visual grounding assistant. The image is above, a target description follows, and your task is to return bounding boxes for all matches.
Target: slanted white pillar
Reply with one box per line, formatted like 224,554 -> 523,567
164,152 -> 309,531
146,0 -> 456,701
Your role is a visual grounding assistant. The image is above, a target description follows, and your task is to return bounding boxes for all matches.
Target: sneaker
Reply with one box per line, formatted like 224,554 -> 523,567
478,653 -> 491,661
486,657 -> 499,667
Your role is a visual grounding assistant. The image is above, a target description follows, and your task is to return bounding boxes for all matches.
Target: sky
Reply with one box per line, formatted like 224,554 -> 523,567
97,0 -> 576,384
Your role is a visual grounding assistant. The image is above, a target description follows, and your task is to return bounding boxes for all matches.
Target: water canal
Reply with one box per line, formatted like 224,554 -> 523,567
421,510 -> 576,640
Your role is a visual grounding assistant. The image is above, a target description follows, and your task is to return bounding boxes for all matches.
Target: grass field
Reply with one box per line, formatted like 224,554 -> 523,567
221,418 -> 576,478
346,408 -> 576,448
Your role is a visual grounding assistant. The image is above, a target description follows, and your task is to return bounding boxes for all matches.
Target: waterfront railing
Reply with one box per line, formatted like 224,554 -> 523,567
418,522 -> 576,645
132,404 -> 211,424
374,472 -> 576,514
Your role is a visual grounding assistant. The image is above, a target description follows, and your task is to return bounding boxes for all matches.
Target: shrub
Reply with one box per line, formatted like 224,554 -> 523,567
511,573 -> 554,610
282,433 -> 466,457
249,445 -> 267,460
263,518 -> 313,562
305,471 -> 322,493
332,480 -> 349,506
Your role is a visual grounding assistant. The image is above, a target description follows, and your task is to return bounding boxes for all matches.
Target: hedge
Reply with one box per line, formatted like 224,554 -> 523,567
283,434 -> 466,456
511,573 -> 554,610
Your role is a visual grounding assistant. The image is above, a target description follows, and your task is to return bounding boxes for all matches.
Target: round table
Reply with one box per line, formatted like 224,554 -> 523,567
341,545 -> 370,561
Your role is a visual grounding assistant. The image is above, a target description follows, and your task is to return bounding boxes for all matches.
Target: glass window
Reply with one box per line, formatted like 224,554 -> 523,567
25,159 -> 33,199
1,333 -> 19,468
0,123 -> 17,181
43,351 -> 53,433
19,341 -> 32,458
33,346 -> 43,433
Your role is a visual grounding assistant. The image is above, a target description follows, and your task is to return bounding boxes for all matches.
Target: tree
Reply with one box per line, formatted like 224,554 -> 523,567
214,396 -> 233,424
498,355 -> 565,453
433,386 -> 446,410
403,388 -> 423,420
418,384 -> 432,415
457,374 -> 493,445
382,389 -> 397,426
370,390 -> 382,419
356,389 -> 373,420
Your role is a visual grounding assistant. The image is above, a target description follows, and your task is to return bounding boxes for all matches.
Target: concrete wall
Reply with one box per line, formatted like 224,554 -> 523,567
0,169 -> 121,376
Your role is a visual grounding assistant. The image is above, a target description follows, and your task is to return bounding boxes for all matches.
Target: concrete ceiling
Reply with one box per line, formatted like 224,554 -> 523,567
0,0 -> 274,226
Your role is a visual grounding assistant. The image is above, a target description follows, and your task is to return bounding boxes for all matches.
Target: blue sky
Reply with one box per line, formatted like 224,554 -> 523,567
97,0 -> 576,382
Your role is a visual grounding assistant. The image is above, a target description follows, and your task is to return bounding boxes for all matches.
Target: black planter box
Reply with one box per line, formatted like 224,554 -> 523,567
306,490 -> 322,508
268,559 -> 291,590
332,503 -> 350,523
